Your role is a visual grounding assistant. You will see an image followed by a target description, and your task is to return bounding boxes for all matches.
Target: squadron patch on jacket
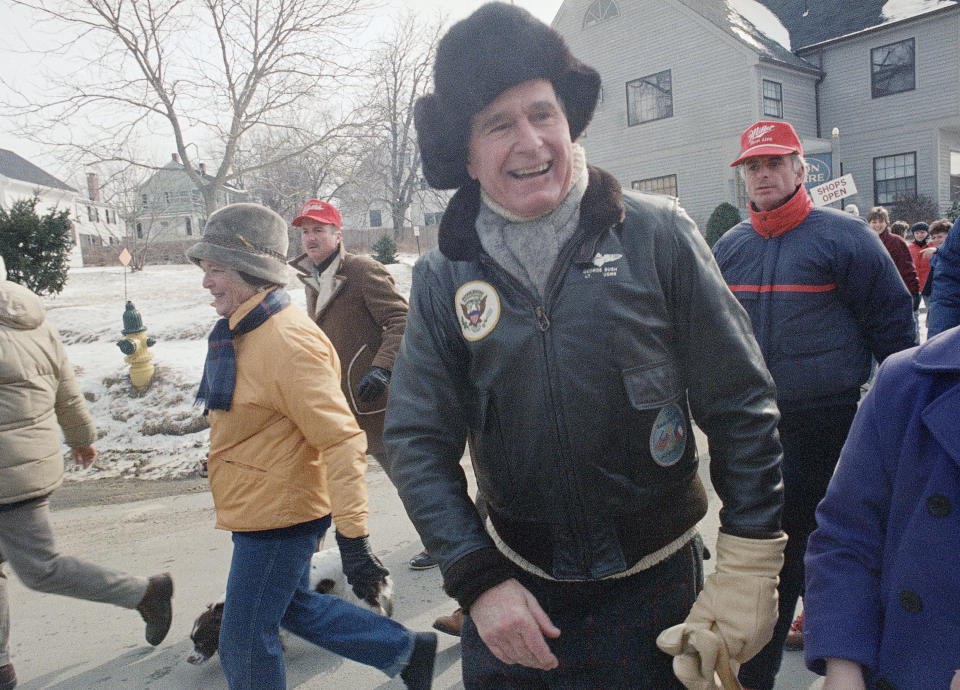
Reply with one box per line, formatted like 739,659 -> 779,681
456,281 -> 501,341
649,402 -> 687,467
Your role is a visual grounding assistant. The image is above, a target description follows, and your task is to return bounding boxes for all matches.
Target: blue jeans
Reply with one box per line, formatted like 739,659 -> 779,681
219,516 -> 414,689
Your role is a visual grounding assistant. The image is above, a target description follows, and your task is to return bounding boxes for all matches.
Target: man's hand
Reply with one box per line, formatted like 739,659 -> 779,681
657,533 -> 786,690
355,366 -> 390,403
921,246 -> 938,258
470,578 -> 561,670
71,445 -> 96,469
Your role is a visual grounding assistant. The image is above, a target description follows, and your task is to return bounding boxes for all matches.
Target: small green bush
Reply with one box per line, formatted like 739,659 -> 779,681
371,234 -> 398,264
705,202 -> 742,247
0,194 -> 73,295
945,200 -> 960,223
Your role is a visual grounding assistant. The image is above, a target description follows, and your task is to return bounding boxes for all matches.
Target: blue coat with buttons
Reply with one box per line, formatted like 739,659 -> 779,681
804,326 -> 960,688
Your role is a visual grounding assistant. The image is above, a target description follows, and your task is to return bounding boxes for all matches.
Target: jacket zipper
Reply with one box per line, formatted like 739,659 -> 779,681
483,229 -> 597,575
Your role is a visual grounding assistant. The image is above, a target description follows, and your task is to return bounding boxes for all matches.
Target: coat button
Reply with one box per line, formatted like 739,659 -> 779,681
899,590 -> 922,614
927,494 -> 951,517
876,679 -> 897,690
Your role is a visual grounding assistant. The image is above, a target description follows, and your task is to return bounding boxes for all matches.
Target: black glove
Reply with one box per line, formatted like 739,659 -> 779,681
912,293 -> 922,311
355,366 -> 390,403
335,531 -> 390,601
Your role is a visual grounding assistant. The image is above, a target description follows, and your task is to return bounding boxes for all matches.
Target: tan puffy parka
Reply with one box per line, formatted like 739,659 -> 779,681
206,290 -> 370,536
0,279 -> 95,505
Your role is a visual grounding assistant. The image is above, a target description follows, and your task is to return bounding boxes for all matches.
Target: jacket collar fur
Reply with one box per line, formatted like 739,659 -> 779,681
437,165 -> 626,262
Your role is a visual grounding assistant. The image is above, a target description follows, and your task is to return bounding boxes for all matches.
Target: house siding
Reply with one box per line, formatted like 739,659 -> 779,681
799,10 -> 960,214
557,0 -> 822,228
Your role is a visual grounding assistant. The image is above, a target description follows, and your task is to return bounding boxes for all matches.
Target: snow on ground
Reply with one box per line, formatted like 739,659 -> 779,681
42,254 -> 418,481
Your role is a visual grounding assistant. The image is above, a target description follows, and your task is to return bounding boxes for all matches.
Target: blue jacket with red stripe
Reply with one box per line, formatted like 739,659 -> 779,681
713,197 -> 915,412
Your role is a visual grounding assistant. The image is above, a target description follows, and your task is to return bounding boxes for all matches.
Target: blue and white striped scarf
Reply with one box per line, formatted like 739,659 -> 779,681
195,287 -> 290,412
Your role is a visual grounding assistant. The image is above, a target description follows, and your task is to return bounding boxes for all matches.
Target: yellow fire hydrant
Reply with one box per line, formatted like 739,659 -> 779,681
116,301 -> 156,389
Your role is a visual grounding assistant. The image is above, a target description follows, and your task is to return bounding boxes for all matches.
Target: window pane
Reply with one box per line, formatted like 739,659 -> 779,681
369,210 -> 382,227
626,70 -> 673,126
951,151 -> 960,202
873,152 -> 917,205
762,80 -> 783,118
583,0 -> 619,28
871,38 -> 915,98
631,174 -> 678,197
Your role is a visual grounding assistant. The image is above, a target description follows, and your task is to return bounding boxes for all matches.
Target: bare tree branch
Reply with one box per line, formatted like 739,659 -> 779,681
4,0 -> 370,215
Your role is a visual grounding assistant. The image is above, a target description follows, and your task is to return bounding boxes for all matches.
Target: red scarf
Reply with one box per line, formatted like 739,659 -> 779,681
749,185 -> 815,238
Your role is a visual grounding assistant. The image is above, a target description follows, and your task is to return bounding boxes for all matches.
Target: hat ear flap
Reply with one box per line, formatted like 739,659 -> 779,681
415,94 -> 471,190
555,66 -> 602,141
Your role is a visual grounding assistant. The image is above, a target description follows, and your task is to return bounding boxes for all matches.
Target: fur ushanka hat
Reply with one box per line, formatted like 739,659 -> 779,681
186,203 -> 289,285
414,2 -> 601,190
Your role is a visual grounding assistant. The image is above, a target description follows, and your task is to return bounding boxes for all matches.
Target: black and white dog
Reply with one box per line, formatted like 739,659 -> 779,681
187,546 -> 394,665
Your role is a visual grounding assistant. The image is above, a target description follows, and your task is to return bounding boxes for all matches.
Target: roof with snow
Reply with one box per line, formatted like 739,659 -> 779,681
677,0 -> 820,73
759,0 -> 959,50
0,148 -> 76,192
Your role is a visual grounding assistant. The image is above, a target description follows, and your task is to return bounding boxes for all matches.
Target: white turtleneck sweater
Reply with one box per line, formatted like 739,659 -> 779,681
475,143 -> 589,301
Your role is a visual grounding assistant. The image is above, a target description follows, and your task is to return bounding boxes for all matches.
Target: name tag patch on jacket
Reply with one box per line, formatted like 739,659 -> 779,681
456,281 -> 501,341
650,402 -> 687,466
583,252 -> 622,279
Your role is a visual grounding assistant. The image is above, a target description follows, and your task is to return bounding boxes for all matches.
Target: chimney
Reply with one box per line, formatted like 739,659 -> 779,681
172,152 -> 180,164
199,162 -> 206,176
86,172 -> 100,201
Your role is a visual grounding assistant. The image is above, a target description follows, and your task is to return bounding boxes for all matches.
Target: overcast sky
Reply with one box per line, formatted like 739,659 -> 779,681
0,0 -> 564,182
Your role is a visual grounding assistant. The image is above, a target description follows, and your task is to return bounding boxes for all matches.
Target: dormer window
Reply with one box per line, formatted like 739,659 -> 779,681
583,0 -> 619,28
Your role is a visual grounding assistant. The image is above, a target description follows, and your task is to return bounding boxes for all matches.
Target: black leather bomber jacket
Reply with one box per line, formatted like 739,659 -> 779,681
384,167 -> 784,608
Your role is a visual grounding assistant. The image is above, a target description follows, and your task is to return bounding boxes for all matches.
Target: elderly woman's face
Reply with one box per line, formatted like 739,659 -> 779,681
199,260 -> 259,317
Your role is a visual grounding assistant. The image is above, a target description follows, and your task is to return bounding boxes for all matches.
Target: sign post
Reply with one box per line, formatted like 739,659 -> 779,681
118,248 -> 132,300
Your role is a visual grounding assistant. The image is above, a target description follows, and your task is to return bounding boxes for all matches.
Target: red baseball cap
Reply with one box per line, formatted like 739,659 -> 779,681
291,199 -> 342,229
730,120 -> 804,167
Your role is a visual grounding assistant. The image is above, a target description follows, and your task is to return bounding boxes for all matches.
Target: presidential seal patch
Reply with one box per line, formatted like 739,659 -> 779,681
649,402 -> 687,467
455,281 -> 501,341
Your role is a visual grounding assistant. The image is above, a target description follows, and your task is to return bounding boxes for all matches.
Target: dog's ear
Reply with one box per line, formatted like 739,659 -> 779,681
316,578 -> 337,594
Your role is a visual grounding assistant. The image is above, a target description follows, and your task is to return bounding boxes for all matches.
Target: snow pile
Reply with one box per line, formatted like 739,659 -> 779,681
42,255 -> 417,480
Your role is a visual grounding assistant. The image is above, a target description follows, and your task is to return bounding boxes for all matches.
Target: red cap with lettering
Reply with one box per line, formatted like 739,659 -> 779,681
730,120 -> 803,167
291,199 -> 342,229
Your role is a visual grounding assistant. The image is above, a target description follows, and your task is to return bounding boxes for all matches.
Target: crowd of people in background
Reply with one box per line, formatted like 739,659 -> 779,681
2,3 -> 959,689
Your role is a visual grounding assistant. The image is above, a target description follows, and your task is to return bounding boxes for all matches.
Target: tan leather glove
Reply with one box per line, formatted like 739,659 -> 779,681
656,533 -> 787,690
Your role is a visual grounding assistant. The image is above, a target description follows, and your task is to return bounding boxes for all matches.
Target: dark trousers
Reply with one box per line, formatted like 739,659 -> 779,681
738,404 -> 857,690
461,536 -> 702,689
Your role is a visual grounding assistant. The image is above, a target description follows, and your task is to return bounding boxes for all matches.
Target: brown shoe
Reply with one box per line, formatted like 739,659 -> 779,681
432,607 -> 464,637
137,573 -> 173,646
0,663 -> 15,690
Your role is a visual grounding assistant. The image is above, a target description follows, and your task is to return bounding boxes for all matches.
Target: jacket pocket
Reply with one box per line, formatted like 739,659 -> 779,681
588,362 -> 696,513
622,360 -> 683,410
221,458 -> 268,474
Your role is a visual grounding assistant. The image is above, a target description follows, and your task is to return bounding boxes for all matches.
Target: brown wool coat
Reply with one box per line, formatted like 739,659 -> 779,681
290,248 -> 408,459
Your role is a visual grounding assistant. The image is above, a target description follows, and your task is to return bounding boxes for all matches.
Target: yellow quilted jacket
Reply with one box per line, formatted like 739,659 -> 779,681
206,290 -> 369,536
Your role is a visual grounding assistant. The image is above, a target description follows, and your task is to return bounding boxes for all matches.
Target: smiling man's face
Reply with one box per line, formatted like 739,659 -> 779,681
466,78 -> 574,218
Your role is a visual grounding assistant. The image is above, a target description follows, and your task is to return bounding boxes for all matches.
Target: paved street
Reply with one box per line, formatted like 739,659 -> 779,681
8,429 -> 820,689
